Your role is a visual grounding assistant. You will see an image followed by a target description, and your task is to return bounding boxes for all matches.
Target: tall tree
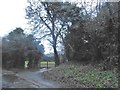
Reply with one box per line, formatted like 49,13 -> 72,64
2,28 -> 26,68
26,1 -> 83,66
2,27 -> 44,69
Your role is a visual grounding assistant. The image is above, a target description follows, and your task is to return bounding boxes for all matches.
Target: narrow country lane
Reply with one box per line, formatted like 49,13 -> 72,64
2,69 -> 61,88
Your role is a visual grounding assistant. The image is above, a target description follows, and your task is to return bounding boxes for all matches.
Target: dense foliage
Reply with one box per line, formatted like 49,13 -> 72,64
2,28 -> 44,69
64,2 -> 118,70
25,1 -> 118,69
43,62 -> 118,88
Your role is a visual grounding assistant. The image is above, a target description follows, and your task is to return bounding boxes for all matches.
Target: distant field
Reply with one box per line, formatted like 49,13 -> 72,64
25,61 -> 55,68
39,61 -> 55,68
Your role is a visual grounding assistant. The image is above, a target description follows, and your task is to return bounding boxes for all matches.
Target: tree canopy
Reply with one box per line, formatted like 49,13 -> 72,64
2,27 -> 44,69
25,1 -> 118,69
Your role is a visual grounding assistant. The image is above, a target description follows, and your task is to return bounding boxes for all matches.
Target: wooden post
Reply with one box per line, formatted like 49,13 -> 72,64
47,61 -> 48,69
39,61 -> 41,69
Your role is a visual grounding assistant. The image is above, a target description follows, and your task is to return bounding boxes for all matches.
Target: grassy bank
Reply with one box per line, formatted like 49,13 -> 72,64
42,62 -> 118,88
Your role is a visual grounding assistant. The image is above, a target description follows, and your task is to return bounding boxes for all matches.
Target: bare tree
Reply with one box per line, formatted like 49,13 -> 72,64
26,1 -> 62,66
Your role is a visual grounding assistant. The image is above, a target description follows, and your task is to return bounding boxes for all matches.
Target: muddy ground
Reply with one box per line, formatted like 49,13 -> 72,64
2,68 -> 61,88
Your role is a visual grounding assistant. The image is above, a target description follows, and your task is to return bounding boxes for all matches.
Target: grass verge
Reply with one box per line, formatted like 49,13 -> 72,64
42,62 -> 118,88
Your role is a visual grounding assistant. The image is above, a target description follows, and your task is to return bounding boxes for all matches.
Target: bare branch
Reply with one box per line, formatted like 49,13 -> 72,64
36,33 -> 51,40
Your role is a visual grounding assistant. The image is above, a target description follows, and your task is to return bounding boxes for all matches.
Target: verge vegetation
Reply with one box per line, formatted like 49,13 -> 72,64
42,62 -> 118,88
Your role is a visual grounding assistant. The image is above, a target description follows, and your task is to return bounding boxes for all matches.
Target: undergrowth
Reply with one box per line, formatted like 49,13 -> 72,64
43,62 -> 118,88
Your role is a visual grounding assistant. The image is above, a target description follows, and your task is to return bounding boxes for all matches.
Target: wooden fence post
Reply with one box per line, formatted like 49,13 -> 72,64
39,61 -> 41,69
47,61 -> 48,69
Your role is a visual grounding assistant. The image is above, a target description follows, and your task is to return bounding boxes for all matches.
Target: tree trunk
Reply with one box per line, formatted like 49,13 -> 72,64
51,15 -> 60,67
53,46 -> 60,67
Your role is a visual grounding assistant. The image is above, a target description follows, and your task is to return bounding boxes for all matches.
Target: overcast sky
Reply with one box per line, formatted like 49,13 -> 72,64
0,0 -> 91,54
0,0 -> 53,54
0,0 -> 81,54
0,0 -> 93,37
0,0 -> 106,54
0,0 -> 28,36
